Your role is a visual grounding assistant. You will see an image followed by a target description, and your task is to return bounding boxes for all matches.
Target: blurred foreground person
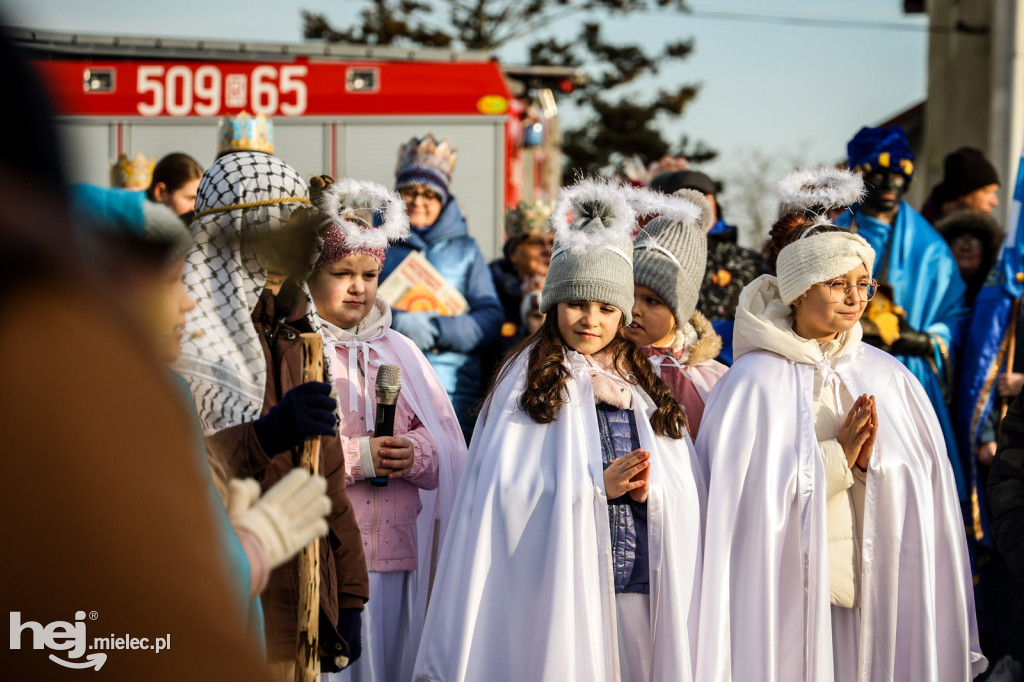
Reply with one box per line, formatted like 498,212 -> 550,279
989,393 -> 1024,675
0,26 -> 274,681
73,185 -> 334,654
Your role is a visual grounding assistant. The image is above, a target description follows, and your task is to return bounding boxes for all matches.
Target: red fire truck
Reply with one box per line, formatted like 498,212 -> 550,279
15,28 -> 572,258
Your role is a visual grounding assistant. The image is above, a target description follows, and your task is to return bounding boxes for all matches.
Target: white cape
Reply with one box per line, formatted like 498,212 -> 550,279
412,348 -> 705,682
320,305 -> 467,681
695,340 -> 986,681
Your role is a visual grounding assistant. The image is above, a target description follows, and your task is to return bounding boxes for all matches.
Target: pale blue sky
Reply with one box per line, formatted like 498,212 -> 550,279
3,0 -> 928,238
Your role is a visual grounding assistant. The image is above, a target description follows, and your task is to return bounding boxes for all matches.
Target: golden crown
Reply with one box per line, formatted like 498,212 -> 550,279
217,111 -> 274,156
110,152 -> 155,190
395,134 -> 458,181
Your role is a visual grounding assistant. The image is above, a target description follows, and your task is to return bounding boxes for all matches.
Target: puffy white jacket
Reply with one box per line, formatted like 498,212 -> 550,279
733,275 -> 866,608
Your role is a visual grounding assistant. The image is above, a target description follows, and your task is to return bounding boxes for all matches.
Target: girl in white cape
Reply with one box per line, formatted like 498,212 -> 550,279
695,208 -> 987,681
413,180 -> 705,682
307,177 -> 467,682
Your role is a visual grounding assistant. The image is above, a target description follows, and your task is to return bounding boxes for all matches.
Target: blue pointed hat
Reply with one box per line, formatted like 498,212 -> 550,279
847,126 -> 915,181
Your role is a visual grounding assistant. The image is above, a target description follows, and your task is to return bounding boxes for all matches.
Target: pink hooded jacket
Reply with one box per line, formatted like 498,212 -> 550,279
323,300 -> 440,573
643,311 -> 728,440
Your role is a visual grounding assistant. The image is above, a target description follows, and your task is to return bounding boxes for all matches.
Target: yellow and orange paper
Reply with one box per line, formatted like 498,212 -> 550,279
378,251 -> 469,316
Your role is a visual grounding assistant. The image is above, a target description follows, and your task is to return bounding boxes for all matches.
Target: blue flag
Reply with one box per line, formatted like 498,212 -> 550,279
956,143 -> 1024,546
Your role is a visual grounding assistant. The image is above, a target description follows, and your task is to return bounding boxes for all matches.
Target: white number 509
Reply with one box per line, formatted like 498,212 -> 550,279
136,65 -> 308,117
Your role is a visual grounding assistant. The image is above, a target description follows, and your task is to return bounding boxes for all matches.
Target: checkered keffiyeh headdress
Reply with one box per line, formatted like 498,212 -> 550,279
175,151 -> 322,434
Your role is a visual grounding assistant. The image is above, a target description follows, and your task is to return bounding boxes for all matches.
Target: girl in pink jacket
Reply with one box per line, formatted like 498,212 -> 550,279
624,189 -> 728,440
308,177 -> 466,682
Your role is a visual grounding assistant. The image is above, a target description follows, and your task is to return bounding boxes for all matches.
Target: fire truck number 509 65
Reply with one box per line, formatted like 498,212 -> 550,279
136,65 -> 309,117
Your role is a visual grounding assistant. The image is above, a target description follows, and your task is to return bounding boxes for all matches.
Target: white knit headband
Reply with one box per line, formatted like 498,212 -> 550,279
776,230 -> 876,304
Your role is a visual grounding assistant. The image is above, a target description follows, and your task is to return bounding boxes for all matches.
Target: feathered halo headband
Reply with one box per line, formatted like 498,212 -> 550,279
632,188 -> 711,268
623,184 -> 703,227
319,178 -> 410,251
551,178 -> 636,255
777,166 -> 865,213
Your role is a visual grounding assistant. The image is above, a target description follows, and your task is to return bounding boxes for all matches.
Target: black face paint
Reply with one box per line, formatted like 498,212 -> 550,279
862,169 -> 908,214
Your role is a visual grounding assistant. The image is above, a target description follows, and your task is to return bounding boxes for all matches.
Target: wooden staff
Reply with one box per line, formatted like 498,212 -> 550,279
1001,298 -> 1021,424
295,333 -> 324,682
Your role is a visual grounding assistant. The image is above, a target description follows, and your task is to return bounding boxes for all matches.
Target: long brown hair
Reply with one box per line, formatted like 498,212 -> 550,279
146,153 -> 203,200
486,307 -> 689,439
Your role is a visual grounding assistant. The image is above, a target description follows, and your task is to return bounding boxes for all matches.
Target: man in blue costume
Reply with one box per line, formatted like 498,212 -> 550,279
836,126 -> 970,500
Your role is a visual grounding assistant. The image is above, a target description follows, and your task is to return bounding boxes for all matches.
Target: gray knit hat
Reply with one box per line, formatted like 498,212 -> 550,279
542,179 -> 637,324
633,188 -> 712,324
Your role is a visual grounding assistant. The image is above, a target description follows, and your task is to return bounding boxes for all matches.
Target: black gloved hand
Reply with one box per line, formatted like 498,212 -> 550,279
860,333 -> 888,351
889,319 -> 933,357
336,607 -> 363,666
252,381 -> 337,456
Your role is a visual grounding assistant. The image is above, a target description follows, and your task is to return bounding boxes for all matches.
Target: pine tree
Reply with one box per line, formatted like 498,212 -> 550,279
303,0 -> 714,178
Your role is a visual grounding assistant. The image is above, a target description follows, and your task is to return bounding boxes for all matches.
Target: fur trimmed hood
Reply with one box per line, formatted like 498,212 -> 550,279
667,310 -> 722,365
934,208 -> 1004,255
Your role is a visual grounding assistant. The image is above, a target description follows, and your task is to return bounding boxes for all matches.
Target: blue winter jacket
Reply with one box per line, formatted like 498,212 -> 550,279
596,402 -> 649,594
381,197 -> 504,440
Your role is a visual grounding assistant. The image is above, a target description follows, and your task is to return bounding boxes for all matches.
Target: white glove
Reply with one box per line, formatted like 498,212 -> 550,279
226,469 -> 331,570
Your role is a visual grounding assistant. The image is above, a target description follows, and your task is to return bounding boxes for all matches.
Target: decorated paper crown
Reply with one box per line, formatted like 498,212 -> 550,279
395,134 -> 459,202
217,111 -> 274,156
110,152 -> 155,190
777,166 -> 865,215
505,200 -> 556,242
316,178 -> 410,268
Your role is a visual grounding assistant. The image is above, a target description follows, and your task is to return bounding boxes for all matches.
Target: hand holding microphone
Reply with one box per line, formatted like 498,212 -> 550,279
369,435 -> 415,480
369,364 -> 407,486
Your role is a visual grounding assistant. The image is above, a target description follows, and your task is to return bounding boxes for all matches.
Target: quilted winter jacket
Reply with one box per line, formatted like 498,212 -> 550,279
597,402 -> 649,594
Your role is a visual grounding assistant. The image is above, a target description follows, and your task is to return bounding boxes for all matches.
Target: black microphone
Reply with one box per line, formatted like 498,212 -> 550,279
371,363 -> 402,487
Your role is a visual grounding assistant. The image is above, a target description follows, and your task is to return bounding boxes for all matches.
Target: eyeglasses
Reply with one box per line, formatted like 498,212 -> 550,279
399,187 -> 442,204
818,278 -> 878,302
950,234 -> 983,249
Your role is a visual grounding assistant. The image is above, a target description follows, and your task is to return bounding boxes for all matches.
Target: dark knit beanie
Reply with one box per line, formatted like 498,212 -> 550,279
933,147 -> 1000,204
650,170 -> 717,197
